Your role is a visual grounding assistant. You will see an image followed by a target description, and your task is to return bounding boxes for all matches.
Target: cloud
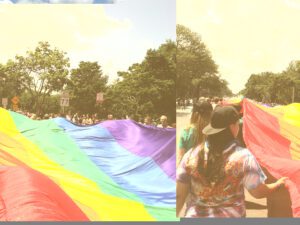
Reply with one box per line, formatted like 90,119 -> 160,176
68,26 -> 156,83
284,0 -> 300,10
0,5 -> 131,63
0,5 -> 158,83
0,0 -> 13,4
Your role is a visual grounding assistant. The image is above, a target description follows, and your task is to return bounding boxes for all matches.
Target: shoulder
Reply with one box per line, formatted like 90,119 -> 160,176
229,146 -> 254,162
181,125 -> 195,136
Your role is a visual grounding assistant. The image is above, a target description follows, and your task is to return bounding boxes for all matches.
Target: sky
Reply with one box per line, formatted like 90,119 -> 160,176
177,0 -> 300,94
0,0 -> 114,3
0,0 -> 175,83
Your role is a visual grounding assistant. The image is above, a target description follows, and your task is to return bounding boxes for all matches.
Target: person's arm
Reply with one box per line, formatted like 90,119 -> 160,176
177,129 -> 188,167
176,181 -> 190,217
248,177 -> 288,199
176,147 -> 186,167
243,151 -> 289,199
176,148 -> 192,217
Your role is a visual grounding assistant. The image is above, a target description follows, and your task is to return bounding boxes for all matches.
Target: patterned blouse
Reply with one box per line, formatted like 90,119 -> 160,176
177,142 -> 266,218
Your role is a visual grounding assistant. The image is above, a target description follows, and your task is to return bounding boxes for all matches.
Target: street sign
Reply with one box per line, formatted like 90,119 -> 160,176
60,91 -> 69,107
11,96 -> 19,105
60,98 -> 69,107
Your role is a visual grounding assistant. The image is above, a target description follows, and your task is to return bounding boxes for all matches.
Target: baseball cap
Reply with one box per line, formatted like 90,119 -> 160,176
202,106 -> 239,135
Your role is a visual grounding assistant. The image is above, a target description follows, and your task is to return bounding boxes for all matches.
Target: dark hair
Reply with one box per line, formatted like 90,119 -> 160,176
190,102 -> 213,148
198,128 -> 236,184
213,97 -> 219,104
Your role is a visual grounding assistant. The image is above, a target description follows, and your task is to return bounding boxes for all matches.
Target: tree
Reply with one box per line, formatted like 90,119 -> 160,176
7,42 -> 70,113
67,61 -> 108,114
104,40 -> 176,122
242,60 -> 300,104
270,75 -> 294,104
176,25 -> 232,98
0,62 -> 26,109
242,72 -> 275,102
282,60 -> 300,102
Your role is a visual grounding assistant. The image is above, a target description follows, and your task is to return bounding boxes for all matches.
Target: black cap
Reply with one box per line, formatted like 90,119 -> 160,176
202,106 -> 239,135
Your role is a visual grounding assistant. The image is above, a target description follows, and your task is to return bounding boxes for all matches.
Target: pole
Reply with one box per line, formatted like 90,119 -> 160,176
292,86 -> 295,103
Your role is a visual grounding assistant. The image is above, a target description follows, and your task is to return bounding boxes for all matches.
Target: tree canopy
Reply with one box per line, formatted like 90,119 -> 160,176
0,41 -> 176,122
67,61 -> 108,114
103,40 -> 176,122
176,24 -> 232,99
242,61 -> 300,104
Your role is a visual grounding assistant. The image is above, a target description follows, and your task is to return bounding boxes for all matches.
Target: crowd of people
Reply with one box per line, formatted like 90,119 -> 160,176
177,97 -> 224,110
12,109 -> 176,128
176,97 -> 288,218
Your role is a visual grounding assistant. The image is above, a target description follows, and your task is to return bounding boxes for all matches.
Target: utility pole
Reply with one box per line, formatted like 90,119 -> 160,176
292,86 -> 295,103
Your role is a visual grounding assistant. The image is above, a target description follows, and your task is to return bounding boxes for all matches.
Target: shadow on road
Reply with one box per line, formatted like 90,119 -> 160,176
245,201 -> 267,210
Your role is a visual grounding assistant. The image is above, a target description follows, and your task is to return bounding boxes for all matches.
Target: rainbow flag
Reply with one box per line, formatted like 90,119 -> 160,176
243,99 -> 300,217
0,108 -> 176,221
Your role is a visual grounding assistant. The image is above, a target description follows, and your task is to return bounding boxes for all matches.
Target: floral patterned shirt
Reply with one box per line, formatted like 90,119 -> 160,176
177,142 -> 266,218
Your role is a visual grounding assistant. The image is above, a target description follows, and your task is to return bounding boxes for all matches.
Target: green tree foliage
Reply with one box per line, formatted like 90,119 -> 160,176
242,72 -> 275,102
19,92 -> 61,114
242,61 -> 300,104
67,61 -> 108,114
103,40 -> 176,122
0,62 -> 24,106
176,24 -> 232,98
3,42 -> 70,113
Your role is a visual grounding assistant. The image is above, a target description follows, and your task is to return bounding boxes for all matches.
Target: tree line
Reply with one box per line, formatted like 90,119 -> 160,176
241,61 -> 300,104
176,24 -> 300,105
0,41 -> 175,122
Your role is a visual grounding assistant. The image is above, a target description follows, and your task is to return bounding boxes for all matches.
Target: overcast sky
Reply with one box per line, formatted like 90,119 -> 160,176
177,0 -> 300,93
0,0 -> 175,83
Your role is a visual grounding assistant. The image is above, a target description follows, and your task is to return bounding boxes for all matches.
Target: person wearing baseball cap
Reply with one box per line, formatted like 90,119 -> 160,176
177,106 -> 288,218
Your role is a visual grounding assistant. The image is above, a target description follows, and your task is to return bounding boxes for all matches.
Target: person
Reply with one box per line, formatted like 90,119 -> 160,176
66,111 -> 72,121
157,115 -> 171,128
176,106 -> 288,218
177,101 -> 213,167
107,114 -> 113,120
144,116 -> 154,126
212,97 -> 222,110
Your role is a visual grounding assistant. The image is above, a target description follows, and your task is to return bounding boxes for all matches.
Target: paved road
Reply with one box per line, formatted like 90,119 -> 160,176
176,108 -> 267,218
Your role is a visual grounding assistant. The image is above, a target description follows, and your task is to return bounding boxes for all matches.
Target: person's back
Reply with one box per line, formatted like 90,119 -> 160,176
177,142 -> 266,217
177,106 -> 288,218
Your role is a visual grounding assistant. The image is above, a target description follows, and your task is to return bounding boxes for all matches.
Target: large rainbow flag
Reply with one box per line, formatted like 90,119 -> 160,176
243,99 -> 300,217
0,108 -> 176,221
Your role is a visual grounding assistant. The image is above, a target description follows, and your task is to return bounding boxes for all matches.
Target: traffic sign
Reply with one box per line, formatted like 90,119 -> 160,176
60,91 -> 69,107
11,96 -> 19,105
60,98 -> 69,107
